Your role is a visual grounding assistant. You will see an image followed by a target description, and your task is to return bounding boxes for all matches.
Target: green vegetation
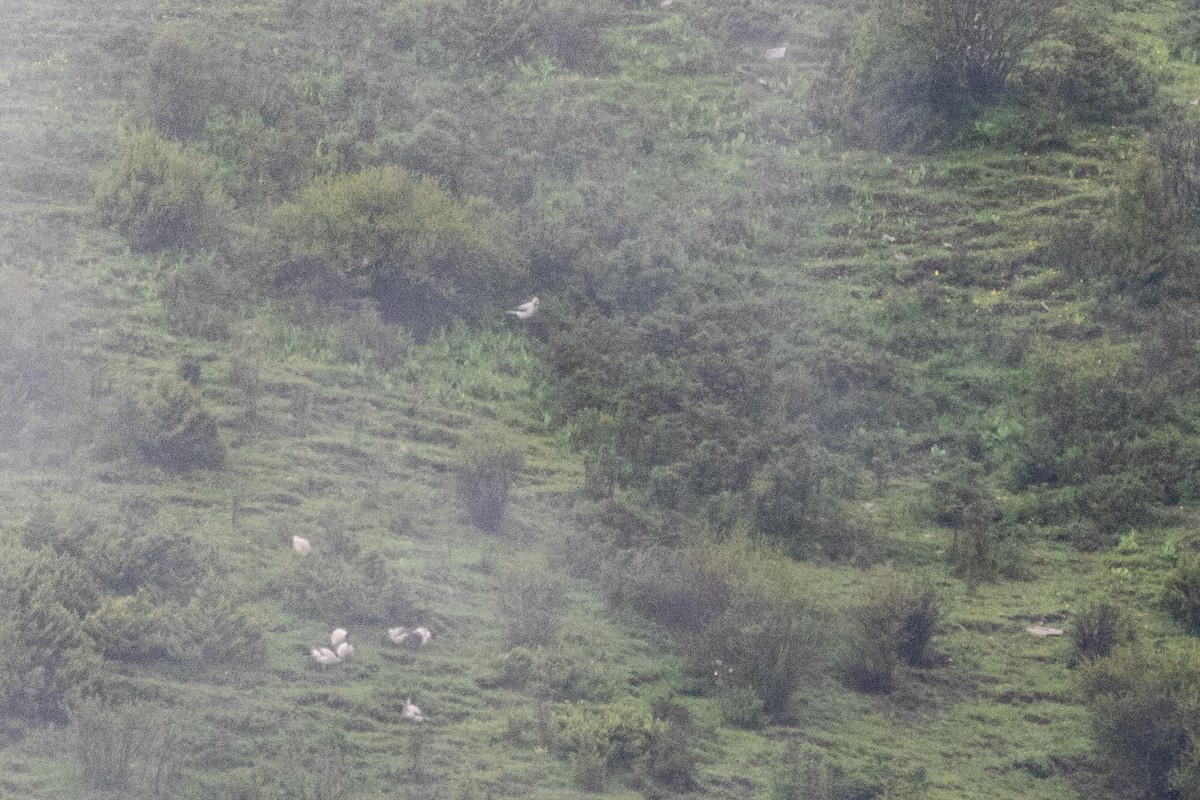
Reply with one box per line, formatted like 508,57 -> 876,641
5,0 -> 1200,797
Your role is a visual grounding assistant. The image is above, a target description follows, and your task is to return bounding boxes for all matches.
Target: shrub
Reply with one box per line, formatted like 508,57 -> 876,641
605,546 -> 731,633
1070,600 -> 1135,668
266,166 -> 523,335
157,253 -> 250,341
0,580 -> 102,724
498,565 -> 567,647
68,697 -> 182,795
93,125 -> 230,252
1076,644 -> 1200,800
841,566 -> 923,693
1164,556 -> 1200,636
128,377 -> 226,473
83,589 -> 172,663
279,550 -> 414,626
456,431 -> 524,533
557,700 -> 653,792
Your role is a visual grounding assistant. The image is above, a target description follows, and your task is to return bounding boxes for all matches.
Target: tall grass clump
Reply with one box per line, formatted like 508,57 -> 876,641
840,565 -> 938,693
69,698 -> 182,796
456,430 -> 524,533
93,124 -> 230,252
1070,600 -> 1135,668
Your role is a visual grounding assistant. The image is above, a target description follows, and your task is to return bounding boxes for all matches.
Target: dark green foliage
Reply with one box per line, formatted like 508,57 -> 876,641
605,546 -> 731,633
69,698 -> 182,796
499,565 -> 567,647
456,431 -> 525,533
689,585 -> 825,720
1010,338 -> 1197,533
93,125 -> 230,252
83,588 -> 171,663
280,550 -> 414,627
157,253 -> 250,341
634,701 -> 697,793
1077,644 -> 1200,800
266,166 -> 524,335
771,742 -> 846,800
841,566 -> 931,693
1164,557 -> 1200,636
0,560 -> 103,723
115,377 -> 226,473
1070,601 -> 1135,667
897,584 -> 940,667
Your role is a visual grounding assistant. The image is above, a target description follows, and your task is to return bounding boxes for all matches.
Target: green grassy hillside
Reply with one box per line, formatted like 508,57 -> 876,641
5,0 -> 1200,799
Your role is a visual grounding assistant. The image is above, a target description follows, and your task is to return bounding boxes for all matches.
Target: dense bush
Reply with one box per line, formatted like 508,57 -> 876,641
456,431 -> 525,533
115,377 -> 226,473
841,566 -> 937,693
93,125 -> 231,252
1070,600 -> 1135,668
0,572 -> 102,724
279,550 -> 414,626
266,166 -> 524,335
157,253 -> 251,341
498,564 -> 567,647
1077,644 -> 1200,800
69,698 -> 182,796
1164,556 -> 1200,636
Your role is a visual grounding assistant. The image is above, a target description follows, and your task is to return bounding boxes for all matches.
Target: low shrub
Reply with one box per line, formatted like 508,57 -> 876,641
1076,644 -> 1200,800
93,125 -> 230,252
456,431 -> 524,533
68,697 -> 182,795
841,566 -> 940,692
1069,600 -> 1135,667
498,565 -> 567,647
1164,556 -> 1200,636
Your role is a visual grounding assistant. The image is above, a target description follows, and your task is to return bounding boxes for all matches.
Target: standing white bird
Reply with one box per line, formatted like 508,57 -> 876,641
402,698 -> 425,721
508,297 -> 539,319
335,641 -> 354,660
292,536 -> 312,554
311,647 -> 341,667
331,628 -> 348,647
412,626 -> 433,646
388,626 -> 410,645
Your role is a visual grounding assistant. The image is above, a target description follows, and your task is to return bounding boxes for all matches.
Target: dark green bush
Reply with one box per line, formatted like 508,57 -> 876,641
1164,556 -> 1200,636
456,431 -> 525,533
157,253 -> 250,341
69,698 -> 182,795
266,166 -> 524,335
1070,601 -> 1135,667
93,125 -> 230,252
1076,644 -> 1200,800
605,546 -> 731,633
124,377 -> 226,473
279,550 -> 414,627
499,565 -> 567,647
841,566 -> 926,693
83,589 -> 172,663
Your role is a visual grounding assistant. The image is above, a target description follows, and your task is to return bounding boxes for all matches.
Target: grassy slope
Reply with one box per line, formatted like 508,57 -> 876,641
3,1 -> 1200,799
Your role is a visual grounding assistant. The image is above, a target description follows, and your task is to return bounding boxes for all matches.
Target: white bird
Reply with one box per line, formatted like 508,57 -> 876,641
402,698 -> 425,721
389,625 -> 432,648
331,628 -> 348,647
292,536 -> 312,554
335,641 -> 354,660
311,647 -> 341,667
507,297 -> 539,319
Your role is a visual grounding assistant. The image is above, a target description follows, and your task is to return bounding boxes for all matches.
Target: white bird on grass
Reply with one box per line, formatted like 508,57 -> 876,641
292,536 -> 312,554
402,698 -> 425,722
389,626 -> 433,648
508,297 -> 539,319
335,641 -> 355,660
331,628 -> 348,647
311,647 -> 341,667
